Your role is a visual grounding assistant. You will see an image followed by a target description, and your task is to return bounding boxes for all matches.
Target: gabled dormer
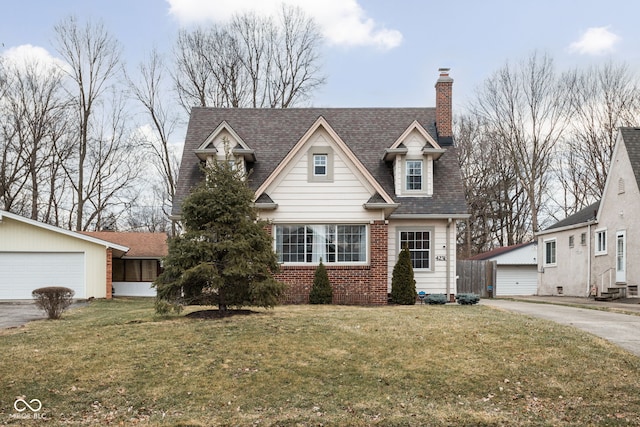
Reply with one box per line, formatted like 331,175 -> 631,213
382,120 -> 446,197
195,121 -> 256,173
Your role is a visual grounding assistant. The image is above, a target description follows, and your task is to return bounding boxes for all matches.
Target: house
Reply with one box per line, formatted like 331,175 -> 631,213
468,242 -> 538,296
537,127 -> 640,298
80,231 -> 168,297
0,210 -> 128,300
172,69 -> 468,304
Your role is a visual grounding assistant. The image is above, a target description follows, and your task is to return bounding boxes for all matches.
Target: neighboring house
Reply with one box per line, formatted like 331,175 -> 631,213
172,69 -> 468,304
81,232 -> 168,297
0,210 -> 128,300
537,127 -> 640,298
468,242 -> 538,296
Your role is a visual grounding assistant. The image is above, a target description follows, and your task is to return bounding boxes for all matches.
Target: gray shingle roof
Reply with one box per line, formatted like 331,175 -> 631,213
544,201 -> 600,231
620,127 -> 640,193
173,107 -> 467,217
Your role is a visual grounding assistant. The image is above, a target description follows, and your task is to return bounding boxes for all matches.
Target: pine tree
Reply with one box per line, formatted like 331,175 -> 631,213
155,148 -> 285,312
309,259 -> 332,304
391,246 -> 417,304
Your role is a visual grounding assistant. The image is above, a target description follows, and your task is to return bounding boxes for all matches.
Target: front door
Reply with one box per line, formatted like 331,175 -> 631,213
616,231 -> 626,283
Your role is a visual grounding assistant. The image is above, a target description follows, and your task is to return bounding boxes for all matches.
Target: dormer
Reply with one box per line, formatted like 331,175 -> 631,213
195,121 -> 255,173
382,121 -> 446,197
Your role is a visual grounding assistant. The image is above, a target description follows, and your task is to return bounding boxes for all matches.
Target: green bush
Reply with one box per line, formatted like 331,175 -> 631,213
32,286 -> 75,319
426,293 -> 447,305
309,259 -> 332,304
154,298 -> 183,316
456,293 -> 480,305
391,246 -> 417,304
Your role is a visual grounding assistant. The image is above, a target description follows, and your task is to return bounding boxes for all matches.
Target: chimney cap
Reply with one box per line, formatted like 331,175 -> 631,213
436,68 -> 453,83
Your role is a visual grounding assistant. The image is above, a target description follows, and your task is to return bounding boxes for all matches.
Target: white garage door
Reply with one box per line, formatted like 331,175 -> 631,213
496,265 -> 538,296
0,252 -> 85,299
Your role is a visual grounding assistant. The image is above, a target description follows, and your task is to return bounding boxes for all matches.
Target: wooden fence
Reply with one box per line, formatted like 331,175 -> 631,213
456,260 -> 496,298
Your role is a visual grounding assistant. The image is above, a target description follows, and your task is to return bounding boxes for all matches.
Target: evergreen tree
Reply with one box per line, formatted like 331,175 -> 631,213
309,259 -> 332,304
155,149 -> 285,312
391,246 -> 417,304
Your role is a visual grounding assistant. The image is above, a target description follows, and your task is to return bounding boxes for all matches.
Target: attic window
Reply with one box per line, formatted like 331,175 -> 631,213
313,154 -> 327,176
308,146 -> 333,182
618,178 -> 625,194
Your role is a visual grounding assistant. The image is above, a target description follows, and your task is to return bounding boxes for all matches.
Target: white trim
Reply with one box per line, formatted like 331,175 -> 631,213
543,238 -> 557,267
0,210 -> 129,253
389,120 -> 441,151
595,228 -> 607,256
255,116 -> 395,204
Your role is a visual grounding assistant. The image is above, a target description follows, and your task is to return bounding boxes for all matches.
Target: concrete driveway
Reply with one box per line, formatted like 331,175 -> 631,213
0,301 -> 87,330
483,299 -> 640,357
0,303 -> 46,329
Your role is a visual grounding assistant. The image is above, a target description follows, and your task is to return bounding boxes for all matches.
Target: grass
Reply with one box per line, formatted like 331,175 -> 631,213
2,299 -> 640,426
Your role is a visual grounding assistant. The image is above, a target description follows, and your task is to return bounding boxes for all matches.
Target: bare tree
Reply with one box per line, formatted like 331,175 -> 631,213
456,114 -> 530,257
172,5 -> 325,112
1,55 -> 69,220
471,52 -> 570,233
559,61 -> 640,212
126,48 -> 180,223
53,15 -> 123,230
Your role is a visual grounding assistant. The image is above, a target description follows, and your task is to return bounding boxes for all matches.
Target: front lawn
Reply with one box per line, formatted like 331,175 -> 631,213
2,299 -> 640,426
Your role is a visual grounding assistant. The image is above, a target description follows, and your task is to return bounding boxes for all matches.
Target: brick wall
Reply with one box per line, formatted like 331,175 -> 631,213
435,68 -> 453,138
273,221 -> 389,305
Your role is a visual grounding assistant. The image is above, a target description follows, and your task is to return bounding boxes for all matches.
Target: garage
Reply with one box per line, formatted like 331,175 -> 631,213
0,252 -> 85,299
0,210 -> 128,300
495,265 -> 538,296
469,241 -> 539,296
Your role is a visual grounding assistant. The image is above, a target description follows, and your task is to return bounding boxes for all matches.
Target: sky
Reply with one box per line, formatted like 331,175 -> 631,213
2,0 -> 640,120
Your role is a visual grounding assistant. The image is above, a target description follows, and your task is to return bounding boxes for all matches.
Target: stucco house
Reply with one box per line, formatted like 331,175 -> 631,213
0,210 -> 128,300
469,242 -> 538,296
172,69 -> 468,304
81,231 -> 168,297
536,127 -> 640,298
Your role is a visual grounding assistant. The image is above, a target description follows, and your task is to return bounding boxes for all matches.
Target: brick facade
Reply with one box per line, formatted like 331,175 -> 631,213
106,248 -> 113,299
273,221 -> 389,305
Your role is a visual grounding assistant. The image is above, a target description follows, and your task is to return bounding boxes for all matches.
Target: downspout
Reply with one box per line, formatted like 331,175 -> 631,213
446,218 -> 452,301
587,223 -> 592,296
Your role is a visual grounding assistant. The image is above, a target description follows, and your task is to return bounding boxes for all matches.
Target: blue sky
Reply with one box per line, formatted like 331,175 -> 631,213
2,0 -> 639,114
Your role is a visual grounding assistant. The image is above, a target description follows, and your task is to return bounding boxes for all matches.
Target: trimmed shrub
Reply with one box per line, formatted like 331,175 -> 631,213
391,246 -> 417,304
309,259 -> 332,304
456,293 -> 480,305
32,287 -> 75,319
426,293 -> 447,305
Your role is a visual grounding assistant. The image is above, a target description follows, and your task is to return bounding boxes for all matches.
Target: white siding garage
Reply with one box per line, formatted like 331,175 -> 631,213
0,252 -> 85,299
496,265 -> 538,296
0,210 -> 128,300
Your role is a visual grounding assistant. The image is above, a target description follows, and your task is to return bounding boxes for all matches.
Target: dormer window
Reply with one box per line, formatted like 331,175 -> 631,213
406,160 -> 423,191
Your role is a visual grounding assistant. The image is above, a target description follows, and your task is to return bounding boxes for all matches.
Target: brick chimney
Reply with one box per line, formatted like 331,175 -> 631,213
435,68 -> 453,139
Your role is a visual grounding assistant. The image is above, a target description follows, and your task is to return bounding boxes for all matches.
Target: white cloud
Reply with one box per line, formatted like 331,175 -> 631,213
2,44 -> 67,73
569,27 -> 620,55
166,0 -> 402,50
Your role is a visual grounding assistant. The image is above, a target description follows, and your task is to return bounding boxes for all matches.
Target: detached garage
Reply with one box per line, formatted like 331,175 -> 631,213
469,242 -> 538,296
0,210 -> 128,300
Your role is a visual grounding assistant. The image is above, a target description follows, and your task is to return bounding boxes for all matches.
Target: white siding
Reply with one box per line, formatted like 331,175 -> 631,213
388,219 -> 456,295
262,129 -> 379,223
113,281 -> 156,297
0,217 -> 108,298
496,266 -> 537,296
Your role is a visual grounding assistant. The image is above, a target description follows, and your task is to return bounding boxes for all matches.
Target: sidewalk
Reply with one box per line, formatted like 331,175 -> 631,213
494,295 -> 640,314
